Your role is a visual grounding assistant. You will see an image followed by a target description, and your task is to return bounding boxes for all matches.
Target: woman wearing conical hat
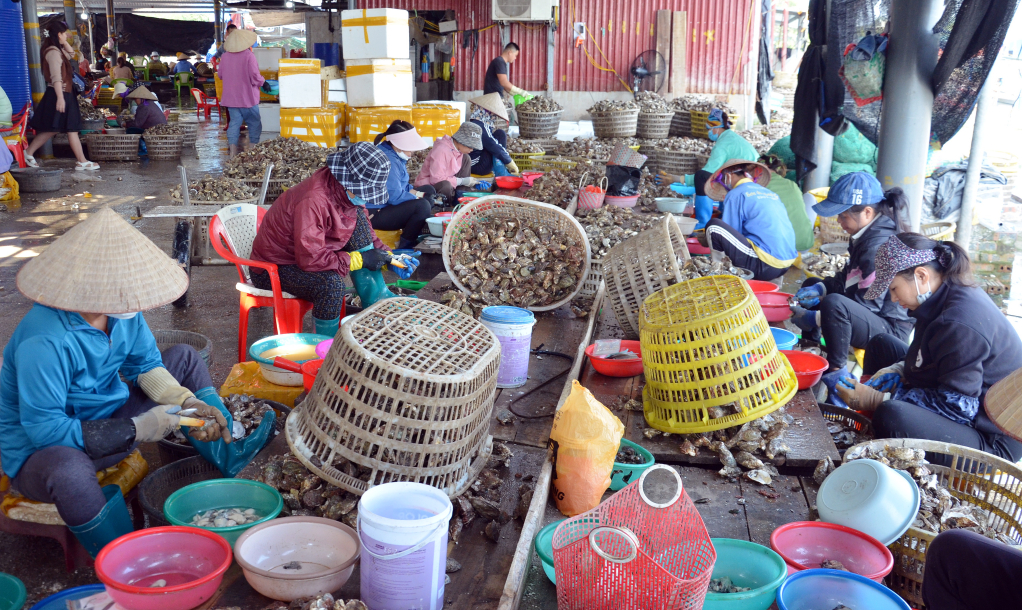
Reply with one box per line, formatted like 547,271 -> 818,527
0,208 -> 270,559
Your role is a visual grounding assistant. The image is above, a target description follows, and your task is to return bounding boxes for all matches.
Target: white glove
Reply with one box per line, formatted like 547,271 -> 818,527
510,86 -> 527,96
458,176 -> 479,187
874,361 -> 905,379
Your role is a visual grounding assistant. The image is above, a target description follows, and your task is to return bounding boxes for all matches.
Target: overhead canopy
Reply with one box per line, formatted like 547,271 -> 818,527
89,13 -> 215,57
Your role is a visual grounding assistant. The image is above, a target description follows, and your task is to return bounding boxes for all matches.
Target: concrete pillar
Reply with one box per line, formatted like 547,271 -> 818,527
21,0 -> 45,104
546,23 -> 554,93
875,0 -> 943,232
214,0 -> 223,46
956,77 -> 995,249
105,0 -> 117,57
63,0 -> 77,54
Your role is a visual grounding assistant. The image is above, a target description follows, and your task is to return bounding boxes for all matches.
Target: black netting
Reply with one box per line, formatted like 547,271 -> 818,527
90,14 -> 215,58
830,0 -> 890,145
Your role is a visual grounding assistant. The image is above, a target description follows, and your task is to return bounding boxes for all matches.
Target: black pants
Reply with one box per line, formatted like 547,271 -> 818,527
251,265 -> 346,320
864,333 -> 1022,465
705,218 -> 789,281
694,169 -> 712,196
12,345 -> 212,526
370,195 -> 434,247
803,281 -> 909,371
923,529 -> 1022,609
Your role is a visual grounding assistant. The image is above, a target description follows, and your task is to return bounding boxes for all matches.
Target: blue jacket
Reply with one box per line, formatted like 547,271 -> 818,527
721,181 -> 798,266
172,60 -> 196,75
468,118 -> 511,175
373,141 -> 418,209
0,306 -> 163,478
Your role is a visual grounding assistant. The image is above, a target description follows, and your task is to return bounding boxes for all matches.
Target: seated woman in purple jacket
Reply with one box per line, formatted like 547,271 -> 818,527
121,86 -> 166,133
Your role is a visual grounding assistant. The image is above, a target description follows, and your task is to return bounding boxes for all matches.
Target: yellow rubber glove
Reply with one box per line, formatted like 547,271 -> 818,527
348,250 -> 363,272
507,160 -> 520,175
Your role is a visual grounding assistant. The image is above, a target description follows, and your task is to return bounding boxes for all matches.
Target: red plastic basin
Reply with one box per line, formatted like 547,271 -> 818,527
585,341 -> 643,377
770,521 -> 894,583
780,350 -> 828,390
686,237 -> 711,255
746,279 -> 780,294
96,526 -> 232,610
495,176 -> 525,190
756,291 -> 794,322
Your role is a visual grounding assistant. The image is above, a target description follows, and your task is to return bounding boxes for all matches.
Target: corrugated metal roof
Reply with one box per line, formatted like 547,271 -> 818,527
334,0 -> 758,94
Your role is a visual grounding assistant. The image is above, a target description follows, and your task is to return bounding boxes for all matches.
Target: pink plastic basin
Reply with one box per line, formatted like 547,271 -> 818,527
756,291 -> 794,322
770,521 -> 894,583
95,526 -> 232,610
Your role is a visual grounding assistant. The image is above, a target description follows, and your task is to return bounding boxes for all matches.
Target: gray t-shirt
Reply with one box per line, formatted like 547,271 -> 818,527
484,56 -> 508,96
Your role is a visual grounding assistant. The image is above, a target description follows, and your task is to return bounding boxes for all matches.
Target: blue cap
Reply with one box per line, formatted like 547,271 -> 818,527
813,172 -> 884,217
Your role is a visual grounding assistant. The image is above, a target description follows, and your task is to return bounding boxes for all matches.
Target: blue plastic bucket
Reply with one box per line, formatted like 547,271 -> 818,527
480,306 -> 536,388
771,328 -> 798,351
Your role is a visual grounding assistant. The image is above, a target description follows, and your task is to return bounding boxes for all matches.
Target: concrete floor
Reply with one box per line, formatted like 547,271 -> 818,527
0,114 -> 311,606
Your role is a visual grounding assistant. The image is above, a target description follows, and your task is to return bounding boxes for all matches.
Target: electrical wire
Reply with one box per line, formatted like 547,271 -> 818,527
506,347 -> 575,419
569,0 -> 633,93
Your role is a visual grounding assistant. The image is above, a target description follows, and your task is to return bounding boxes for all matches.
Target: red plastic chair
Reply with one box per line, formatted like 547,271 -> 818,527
3,103 -> 31,169
209,204 -> 327,362
191,87 -> 221,120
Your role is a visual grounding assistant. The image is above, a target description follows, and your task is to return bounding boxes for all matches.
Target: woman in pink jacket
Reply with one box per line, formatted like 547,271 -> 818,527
217,29 -> 265,157
413,122 -> 482,204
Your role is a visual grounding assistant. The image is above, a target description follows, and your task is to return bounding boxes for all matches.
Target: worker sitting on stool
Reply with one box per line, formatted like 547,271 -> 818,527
702,159 -> 797,282
467,93 -> 518,177
0,208 -> 237,559
371,121 -> 434,250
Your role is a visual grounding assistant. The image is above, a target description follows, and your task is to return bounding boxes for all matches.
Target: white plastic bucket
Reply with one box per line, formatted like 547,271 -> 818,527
358,482 -> 453,610
480,306 -> 537,388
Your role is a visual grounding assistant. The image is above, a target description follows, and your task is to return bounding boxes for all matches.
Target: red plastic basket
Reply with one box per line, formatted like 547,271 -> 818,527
552,465 -> 716,610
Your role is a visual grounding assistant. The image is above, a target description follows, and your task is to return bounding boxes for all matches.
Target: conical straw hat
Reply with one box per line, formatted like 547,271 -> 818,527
17,207 -> 188,313
983,367 -> 1022,442
224,29 -> 258,53
469,93 -> 509,122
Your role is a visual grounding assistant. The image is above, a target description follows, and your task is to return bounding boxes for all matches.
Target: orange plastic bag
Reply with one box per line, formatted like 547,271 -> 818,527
549,380 -> 625,516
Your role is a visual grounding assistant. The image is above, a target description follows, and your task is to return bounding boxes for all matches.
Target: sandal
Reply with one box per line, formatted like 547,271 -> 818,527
75,161 -> 100,171
24,154 -> 39,168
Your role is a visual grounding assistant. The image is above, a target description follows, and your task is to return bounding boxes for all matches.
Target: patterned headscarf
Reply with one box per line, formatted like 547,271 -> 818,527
863,235 -> 952,300
706,108 -> 727,130
470,105 -> 496,131
326,142 -> 390,208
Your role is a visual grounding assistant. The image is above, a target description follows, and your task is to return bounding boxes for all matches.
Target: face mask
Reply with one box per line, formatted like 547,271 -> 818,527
107,312 -> 137,320
914,274 -> 932,305
395,150 -> 410,161
348,194 -> 367,207
708,129 -> 720,142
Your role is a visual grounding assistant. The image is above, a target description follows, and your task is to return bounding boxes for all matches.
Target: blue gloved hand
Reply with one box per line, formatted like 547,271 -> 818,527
790,305 -> 819,333
866,372 -> 903,394
389,254 -> 419,280
795,283 -> 826,307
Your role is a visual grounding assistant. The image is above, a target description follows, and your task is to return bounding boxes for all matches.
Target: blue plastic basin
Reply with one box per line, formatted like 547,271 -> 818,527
771,328 -> 798,351
777,569 -> 910,610
29,584 -> 105,610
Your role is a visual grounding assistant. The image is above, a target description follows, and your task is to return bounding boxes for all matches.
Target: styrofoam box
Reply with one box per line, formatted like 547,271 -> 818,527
278,58 -> 322,109
328,78 -> 345,91
341,8 -> 410,60
328,90 -> 347,104
259,103 -> 281,133
345,58 -> 412,108
252,47 -> 284,72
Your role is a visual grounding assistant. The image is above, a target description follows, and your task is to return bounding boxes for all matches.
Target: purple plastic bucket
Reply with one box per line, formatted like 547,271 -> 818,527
480,306 -> 537,388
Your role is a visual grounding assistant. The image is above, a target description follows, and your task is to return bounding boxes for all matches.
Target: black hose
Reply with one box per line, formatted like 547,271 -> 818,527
506,346 -> 575,419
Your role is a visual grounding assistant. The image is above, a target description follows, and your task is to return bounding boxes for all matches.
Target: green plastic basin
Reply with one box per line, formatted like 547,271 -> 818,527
703,538 -> 788,610
0,573 -> 25,610
610,438 -> 655,491
163,478 -> 283,547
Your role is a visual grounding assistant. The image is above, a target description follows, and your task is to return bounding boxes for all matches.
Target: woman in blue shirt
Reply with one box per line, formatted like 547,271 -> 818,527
0,208 -> 264,558
702,160 -> 797,281
172,52 -> 196,74
369,121 -> 435,250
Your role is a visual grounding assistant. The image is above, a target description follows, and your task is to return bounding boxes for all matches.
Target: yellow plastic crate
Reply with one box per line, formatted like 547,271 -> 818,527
411,103 -> 461,142
690,110 -> 739,139
347,105 -> 413,143
280,102 -> 346,148
510,151 -> 545,171
639,275 -> 797,433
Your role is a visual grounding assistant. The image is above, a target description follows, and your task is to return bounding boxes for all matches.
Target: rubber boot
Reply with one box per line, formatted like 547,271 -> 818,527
350,268 -> 397,309
314,315 -> 340,338
68,484 -> 133,559
820,367 -> 852,409
694,195 -> 713,230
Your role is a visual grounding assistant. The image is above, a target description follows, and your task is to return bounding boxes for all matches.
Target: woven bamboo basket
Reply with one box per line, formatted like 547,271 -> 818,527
517,109 -> 563,139
242,177 -> 291,203
605,214 -> 691,339
921,221 -> 956,242
639,275 -> 798,433
690,110 -> 740,139
509,151 -> 545,172
844,438 -> 1022,609
669,110 -> 692,137
442,196 -> 591,312
285,298 -> 500,497
85,134 -> 141,162
144,133 -> 184,161
637,110 -> 675,139
578,257 -> 604,297
656,149 -> 701,177
178,121 -> 199,147
590,109 -> 639,139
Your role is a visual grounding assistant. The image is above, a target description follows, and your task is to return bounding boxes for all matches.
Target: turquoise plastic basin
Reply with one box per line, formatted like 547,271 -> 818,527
703,538 -> 788,610
534,520 -> 564,585
610,439 -> 655,491
248,333 -> 333,365
0,573 -> 25,610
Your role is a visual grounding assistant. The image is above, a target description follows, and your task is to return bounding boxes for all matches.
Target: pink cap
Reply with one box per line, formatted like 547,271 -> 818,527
387,128 -> 430,152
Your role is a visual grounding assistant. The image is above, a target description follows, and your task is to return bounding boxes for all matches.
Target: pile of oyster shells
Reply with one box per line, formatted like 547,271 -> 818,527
678,256 -> 744,280
445,218 -> 586,311
655,137 -> 714,155
448,442 -> 535,545
405,148 -> 430,182
635,91 -> 671,113
637,179 -> 682,213
588,99 -> 639,114
669,95 -> 717,112
224,394 -> 275,436
555,137 -> 640,160
144,123 -> 185,136
736,128 -> 776,155
223,137 -> 328,184
256,453 -> 361,526
517,95 -> 562,113
78,98 -> 106,121
507,137 -> 546,155
844,443 -> 1017,545
267,594 -> 367,610
170,174 -> 256,202
801,251 -> 848,278
526,168 -> 578,209
575,206 -> 662,258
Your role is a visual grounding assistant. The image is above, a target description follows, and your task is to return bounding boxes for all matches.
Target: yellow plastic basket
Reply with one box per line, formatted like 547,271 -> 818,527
532,155 -> 584,172
639,276 -> 798,433
921,221 -> 956,242
510,151 -> 545,171
690,110 -> 740,139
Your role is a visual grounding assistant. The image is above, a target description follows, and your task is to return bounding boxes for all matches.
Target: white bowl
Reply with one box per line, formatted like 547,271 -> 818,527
234,516 -> 360,601
258,362 -> 304,387
654,197 -> 691,215
816,459 -> 920,545
425,216 -> 447,237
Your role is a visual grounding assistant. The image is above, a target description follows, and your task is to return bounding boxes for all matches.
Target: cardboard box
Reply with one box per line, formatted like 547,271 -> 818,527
341,8 -> 410,60
345,58 -> 413,108
278,58 -> 322,109
281,102 -> 346,148
347,106 -> 413,142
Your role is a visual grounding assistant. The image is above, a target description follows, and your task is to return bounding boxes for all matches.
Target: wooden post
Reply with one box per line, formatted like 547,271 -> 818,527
671,11 -> 687,94
656,10 -> 671,93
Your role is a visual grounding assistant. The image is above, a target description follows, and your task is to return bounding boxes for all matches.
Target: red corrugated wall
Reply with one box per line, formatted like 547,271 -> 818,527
359,0 -> 757,94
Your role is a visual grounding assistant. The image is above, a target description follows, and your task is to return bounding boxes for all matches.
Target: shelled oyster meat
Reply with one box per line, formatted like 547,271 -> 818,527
679,256 -> 743,280
507,137 -> 546,154
635,91 -> 670,113
844,443 -> 1017,544
588,99 -> 639,114
406,149 -> 430,181
190,507 -> 260,528
170,174 -> 256,202
517,95 -> 562,113
575,205 -> 661,257
224,394 -> 275,435
78,98 -> 106,121
223,137 -> 328,184
446,219 -> 585,312
708,577 -> 751,593
254,454 -> 362,527
801,251 -> 848,278
145,123 -> 185,136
